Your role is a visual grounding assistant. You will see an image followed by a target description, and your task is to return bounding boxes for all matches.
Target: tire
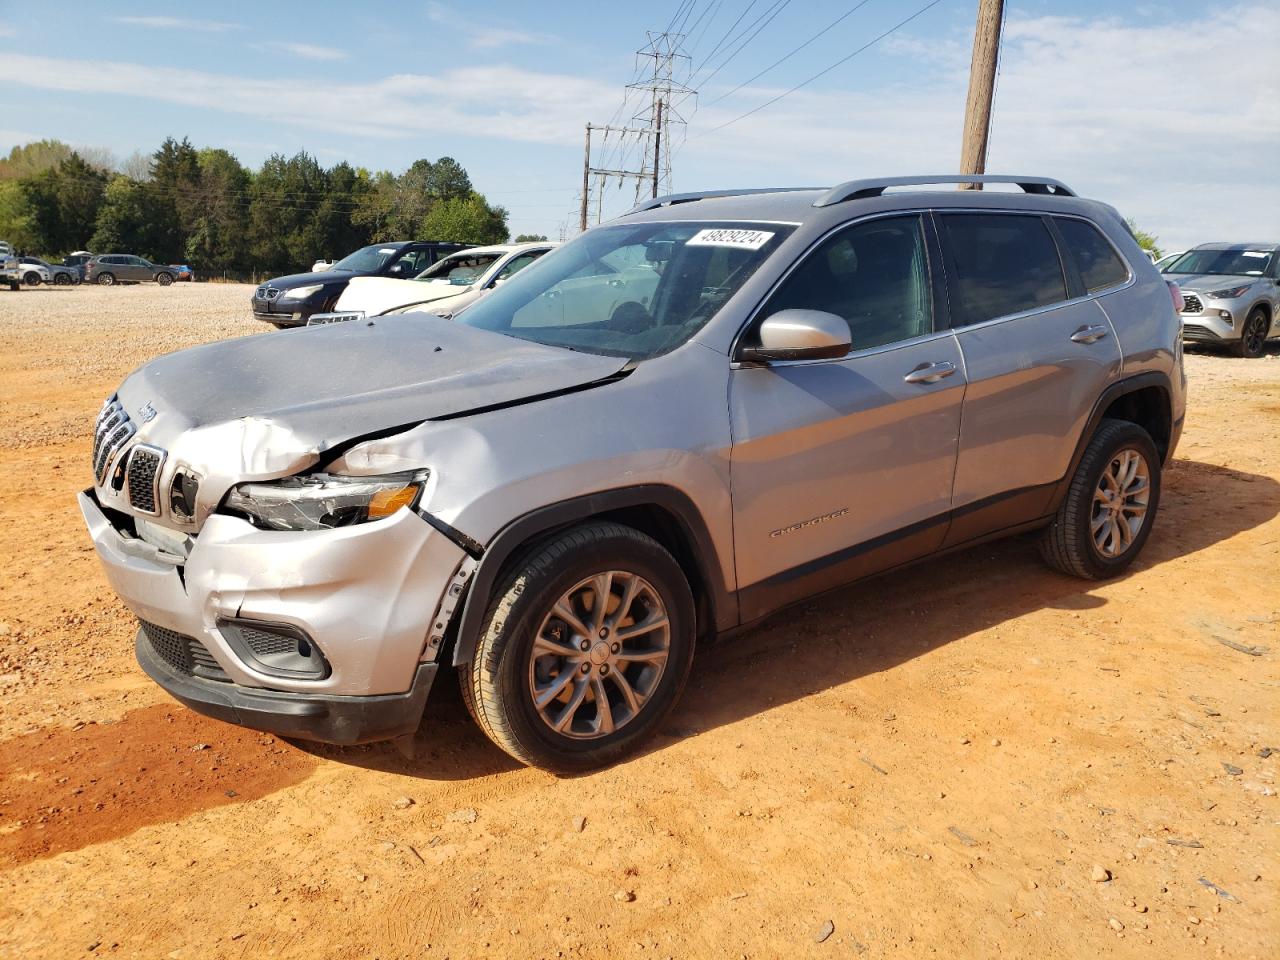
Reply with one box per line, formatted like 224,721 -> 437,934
1237,307 -> 1269,358
155,272 -> 174,286
23,271 -> 40,286
53,273 -> 71,286
459,522 -> 696,772
97,272 -> 115,286
1039,418 -> 1162,579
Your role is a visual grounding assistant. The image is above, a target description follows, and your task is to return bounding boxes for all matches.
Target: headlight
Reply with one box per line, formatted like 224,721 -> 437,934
281,283 -> 324,300
223,471 -> 427,531
1206,284 -> 1254,299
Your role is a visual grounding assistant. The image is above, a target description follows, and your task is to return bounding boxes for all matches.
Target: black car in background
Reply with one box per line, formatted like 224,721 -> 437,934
252,240 -> 470,327
62,252 -> 93,281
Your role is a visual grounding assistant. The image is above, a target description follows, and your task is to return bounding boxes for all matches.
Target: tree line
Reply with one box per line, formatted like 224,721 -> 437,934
0,138 -> 513,276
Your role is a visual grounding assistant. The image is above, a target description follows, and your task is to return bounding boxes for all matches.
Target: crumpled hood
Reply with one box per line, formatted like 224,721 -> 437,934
1168,273 -> 1262,295
116,315 -> 629,466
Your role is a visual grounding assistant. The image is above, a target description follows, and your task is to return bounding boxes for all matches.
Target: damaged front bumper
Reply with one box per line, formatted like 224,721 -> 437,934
80,489 -> 468,743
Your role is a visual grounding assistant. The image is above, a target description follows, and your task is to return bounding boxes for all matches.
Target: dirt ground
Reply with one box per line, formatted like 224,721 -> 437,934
0,283 -> 1276,959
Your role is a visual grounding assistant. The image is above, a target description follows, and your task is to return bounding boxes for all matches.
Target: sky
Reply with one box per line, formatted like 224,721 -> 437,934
0,0 -> 1276,251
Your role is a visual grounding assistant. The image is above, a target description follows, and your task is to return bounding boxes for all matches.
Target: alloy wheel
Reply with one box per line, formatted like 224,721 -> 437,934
1244,314 -> 1267,356
528,571 -> 671,740
1091,448 -> 1151,558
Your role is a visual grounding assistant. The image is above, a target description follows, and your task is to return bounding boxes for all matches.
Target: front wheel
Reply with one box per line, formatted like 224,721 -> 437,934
460,522 -> 696,772
23,271 -> 40,286
97,272 -> 115,286
155,272 -> 173,286
1039,418 -> 1162,579
53,273 -> 71,286
1237,307 -> 1269,358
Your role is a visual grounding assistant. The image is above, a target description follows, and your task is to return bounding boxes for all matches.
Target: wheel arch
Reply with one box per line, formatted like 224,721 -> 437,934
450,485 -> 734,668
1051,371 -> 1174,513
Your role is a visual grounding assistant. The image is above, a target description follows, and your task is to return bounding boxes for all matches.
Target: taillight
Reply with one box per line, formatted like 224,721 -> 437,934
1167,281 -> 1183,313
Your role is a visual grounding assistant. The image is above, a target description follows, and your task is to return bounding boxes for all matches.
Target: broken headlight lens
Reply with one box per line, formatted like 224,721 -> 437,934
223,471 -> 427,531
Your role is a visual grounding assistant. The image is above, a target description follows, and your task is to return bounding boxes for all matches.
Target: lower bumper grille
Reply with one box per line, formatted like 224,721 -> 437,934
1181,324 -> 1221,343
139,620 -> 230,683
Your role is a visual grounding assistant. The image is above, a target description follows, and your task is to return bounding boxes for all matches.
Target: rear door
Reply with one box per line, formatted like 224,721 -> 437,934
729,213 -> 966,621
935,211 -> 1123,544
127,256 -> 150,281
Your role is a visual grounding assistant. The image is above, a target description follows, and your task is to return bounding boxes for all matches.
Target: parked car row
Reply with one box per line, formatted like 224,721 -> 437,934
1161,242 -> 1280,358
0,247 -> 197,287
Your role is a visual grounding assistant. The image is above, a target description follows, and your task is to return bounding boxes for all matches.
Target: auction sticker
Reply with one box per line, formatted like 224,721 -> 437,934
686,228 -> 775,250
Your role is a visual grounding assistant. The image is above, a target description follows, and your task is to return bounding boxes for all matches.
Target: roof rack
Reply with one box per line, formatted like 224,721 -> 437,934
622,187 -> 821,217
814,175 -> 1076,207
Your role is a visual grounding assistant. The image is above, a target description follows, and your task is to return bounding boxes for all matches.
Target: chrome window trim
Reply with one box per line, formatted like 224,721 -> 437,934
125,444 -> 167,517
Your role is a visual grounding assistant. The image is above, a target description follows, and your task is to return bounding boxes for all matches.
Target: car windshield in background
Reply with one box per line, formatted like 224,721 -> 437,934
415,252 -> 503,283
331,244 -> 403,272
454,222 -> 793,360
1166,248 -> 1274,276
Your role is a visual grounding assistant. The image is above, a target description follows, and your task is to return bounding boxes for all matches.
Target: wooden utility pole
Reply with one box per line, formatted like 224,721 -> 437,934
580,124 -> 592,232
958,0 -> 1004,189
651,100 -> 664,199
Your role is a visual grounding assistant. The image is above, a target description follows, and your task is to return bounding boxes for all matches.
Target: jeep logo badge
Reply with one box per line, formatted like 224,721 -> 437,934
137,401 -> 157,423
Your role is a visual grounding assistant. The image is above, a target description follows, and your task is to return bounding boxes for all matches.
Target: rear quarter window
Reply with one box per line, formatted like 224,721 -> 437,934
938,213 -> 1068,326
1055,217 -> 1129,292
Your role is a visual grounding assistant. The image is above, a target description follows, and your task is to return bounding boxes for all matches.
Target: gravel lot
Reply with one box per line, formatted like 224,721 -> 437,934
0,284 -> 1277,959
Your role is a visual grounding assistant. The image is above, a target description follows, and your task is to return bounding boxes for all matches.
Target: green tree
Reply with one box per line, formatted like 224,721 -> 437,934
0,180 -> 38,249
0,139 -> 73,181
513,233 -> 548,243
420,192 -> 509,244
16,153 -> 106,253
90,174 -> 158,255
1125,219 -> 1163,260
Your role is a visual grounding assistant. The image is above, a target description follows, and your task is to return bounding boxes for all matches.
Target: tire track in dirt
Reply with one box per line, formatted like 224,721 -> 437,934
0,704 -> 316,865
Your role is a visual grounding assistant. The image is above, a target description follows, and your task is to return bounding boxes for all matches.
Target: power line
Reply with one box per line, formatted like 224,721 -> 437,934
704,0 -> 877,107
691,0 -> 792,92
692,0 -> 950,138
692,0 -> 760,74
684,0 -> 722,55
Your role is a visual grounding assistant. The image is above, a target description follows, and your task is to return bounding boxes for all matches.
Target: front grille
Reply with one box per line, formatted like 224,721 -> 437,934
1181,294 -> 1203,314
92,396 -> 136,484
255,285 -> 281,301
126,446 -> 164,514
140,620 -> 230,682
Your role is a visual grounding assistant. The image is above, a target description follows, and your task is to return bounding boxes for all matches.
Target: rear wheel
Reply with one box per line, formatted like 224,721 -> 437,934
460,522 -> 696,772
23,271 -> 40,286
1238,307 -> 1269,358
97,272 -> 115,286
155,272 -> 174,286
1039,418 -> 1161,579
53,272 -> 71,286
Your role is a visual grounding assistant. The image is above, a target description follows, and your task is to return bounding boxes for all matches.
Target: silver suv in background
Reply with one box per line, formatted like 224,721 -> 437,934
1164,243 -> 1280,357
80,175 -> 1185,772
86,254 -> 177,286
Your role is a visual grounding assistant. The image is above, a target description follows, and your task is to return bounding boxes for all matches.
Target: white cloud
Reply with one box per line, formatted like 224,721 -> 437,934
676,3 -> 1280,251
0,26 -> 16,38
113,16 -> 240,32
0,53 -> 615,145
424,1 -> 552,49
263,42 -> 348,61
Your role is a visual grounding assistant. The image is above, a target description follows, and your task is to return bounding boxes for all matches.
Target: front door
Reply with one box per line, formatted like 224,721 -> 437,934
729,214 -> 966,622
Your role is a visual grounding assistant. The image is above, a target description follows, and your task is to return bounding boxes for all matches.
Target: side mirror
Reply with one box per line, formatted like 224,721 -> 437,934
738,309 -> 851,363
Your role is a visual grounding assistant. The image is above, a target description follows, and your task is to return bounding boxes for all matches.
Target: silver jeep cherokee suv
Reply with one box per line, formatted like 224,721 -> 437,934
80,175 -> 1185,772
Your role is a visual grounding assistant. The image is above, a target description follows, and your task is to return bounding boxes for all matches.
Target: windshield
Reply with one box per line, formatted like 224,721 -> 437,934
455,222 -> 793,359
1166,248 -> 1274,277
331,243 -> 404,273
415,251 -> 503,284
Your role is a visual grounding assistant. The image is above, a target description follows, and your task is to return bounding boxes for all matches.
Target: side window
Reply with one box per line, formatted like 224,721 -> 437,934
939,213 -> 1067,326
762,215 -> 933,351
1054,217 -> 1129,292
493,251 -> 545,283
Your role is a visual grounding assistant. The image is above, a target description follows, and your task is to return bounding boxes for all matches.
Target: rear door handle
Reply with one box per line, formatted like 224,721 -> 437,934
1070,324 -> 1110,344
903,360 -> 957,384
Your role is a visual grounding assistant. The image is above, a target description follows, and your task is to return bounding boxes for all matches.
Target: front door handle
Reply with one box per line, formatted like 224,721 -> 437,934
903,360 -> 957,384
1070,324 -> 1110,344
